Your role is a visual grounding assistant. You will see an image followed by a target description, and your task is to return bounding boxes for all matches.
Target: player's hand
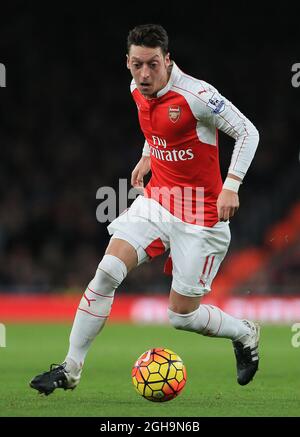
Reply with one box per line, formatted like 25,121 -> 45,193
217,189 -> 239,222
131,156 -> 151,190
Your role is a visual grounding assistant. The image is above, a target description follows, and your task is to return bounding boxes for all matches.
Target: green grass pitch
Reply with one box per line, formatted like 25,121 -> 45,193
0,323 -> 299,417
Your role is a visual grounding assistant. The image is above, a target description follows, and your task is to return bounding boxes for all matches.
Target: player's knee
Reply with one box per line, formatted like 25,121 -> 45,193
167,308 -> 198,331
89,254 -> 127,295
79,255 -> 127,317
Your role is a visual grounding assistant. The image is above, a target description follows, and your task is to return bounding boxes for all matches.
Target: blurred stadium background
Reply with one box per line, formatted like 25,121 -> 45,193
0,4 -> 299,324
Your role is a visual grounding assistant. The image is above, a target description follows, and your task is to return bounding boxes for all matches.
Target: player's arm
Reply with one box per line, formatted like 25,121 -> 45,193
195,84 -> 259,221
131,140 -> 151,189
217,173 -> 241,222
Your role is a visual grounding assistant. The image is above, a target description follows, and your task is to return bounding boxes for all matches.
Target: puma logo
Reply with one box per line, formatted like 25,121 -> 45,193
83,293 -> 96,307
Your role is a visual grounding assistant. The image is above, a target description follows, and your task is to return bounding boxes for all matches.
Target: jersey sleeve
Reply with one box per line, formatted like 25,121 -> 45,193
194,82 -> 259,180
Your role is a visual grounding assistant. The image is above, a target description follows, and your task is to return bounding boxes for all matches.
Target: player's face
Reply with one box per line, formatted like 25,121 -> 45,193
127,45 -> 171,98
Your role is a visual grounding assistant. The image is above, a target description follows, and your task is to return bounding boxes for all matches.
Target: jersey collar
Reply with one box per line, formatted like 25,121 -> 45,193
156,61 -> 180,98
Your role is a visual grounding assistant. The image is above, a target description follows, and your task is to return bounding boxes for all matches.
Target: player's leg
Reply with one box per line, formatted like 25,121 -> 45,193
62,197 -> 169,382
168,289 -> 260,385
167,221 -> 260,386
30,238 -> 138,395
64,238 -> 138,370
30,195 -> 170,395
168,288 -> 254,342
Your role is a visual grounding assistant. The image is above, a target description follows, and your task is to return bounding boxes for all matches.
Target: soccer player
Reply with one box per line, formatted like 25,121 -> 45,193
30,24 -> 260,395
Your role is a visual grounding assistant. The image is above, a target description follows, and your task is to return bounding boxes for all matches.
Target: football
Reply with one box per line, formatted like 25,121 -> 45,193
131,348 -> 187,402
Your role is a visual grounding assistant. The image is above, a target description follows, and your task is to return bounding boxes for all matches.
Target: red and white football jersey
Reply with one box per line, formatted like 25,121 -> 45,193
130,62 -> 259,227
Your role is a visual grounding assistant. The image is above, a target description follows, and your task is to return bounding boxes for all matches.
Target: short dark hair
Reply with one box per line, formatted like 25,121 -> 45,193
127,24 -> 169,55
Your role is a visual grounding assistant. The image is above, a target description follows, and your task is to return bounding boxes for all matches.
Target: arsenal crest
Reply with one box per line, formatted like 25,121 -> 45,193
168,105 -> 181,123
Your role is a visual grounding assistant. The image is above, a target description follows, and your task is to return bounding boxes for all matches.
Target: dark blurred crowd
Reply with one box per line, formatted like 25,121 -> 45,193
0,5 -> 299,293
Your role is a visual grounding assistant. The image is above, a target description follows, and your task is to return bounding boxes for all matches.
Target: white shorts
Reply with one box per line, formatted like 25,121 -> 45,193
107,195 -> 231,297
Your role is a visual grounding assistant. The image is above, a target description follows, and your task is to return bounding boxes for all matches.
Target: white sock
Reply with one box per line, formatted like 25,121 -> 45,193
65,357 -> 82,376
168,305 -> 250,341
65,255 -> 127,368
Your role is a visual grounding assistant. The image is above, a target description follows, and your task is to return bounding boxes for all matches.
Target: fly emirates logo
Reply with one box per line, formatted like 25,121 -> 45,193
150,136 -> 194,162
